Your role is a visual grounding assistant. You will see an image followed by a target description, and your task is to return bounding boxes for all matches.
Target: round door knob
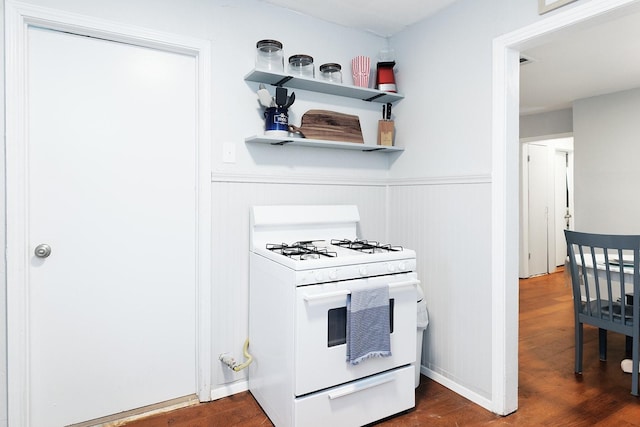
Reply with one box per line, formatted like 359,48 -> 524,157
34,244 -> 52,258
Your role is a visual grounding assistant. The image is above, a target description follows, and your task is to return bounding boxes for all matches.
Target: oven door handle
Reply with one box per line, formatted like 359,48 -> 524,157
388,279 -> 421,289
303,290 -> 350,302
303,279 -> 419,303
327,373 -> 395,400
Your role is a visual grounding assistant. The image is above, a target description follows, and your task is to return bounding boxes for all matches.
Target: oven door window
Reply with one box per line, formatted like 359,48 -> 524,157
327,299 -> 394,347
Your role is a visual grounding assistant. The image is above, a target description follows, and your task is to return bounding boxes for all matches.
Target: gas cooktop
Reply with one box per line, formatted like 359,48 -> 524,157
250,205 -> 416,271
266,239 -> 403,261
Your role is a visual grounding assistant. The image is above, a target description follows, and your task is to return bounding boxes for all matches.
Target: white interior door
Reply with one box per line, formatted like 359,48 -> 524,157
12,25 -> 201,426
527,144 -> 549,276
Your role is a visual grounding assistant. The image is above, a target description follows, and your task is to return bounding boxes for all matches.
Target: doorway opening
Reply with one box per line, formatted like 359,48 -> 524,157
519,136 -> 574,278
492,0 -> 640,415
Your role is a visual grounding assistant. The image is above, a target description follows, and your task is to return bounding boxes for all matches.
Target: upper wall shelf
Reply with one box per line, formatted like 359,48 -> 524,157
244,69 -> 404,104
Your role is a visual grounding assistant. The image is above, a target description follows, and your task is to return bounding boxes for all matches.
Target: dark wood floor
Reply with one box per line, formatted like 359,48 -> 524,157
124,270 -> 640,426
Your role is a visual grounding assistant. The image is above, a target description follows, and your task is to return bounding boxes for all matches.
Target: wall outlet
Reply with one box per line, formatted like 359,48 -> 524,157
222,141 -> 236,163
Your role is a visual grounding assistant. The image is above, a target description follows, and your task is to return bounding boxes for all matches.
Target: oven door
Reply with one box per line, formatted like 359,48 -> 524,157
294,272 -> 418,396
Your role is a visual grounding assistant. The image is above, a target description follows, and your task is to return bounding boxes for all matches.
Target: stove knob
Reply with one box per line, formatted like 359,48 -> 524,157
398,261 -> 408,271
359,266 -> 368,276
314,271 -> 324,281
329,270 -> 338,280
387,263 -> 396,272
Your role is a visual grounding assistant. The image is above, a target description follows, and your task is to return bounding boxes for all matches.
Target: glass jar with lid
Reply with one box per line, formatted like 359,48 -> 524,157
256,39 -> 284,72
288,54 -> 314,78
319,63 -> 343,83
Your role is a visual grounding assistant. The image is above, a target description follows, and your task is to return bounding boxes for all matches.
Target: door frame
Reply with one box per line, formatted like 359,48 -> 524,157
553,144 -> 574,266
492,0 -> 639,415
4,1 -> 212,424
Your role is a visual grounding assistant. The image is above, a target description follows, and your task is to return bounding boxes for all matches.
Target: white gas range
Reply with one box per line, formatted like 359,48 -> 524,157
249,205 -> 419,427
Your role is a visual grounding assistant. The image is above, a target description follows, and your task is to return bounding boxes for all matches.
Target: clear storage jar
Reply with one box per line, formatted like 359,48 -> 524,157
288,54 -> 314,78
319,63 -> 342,83
256,39 -> 284,72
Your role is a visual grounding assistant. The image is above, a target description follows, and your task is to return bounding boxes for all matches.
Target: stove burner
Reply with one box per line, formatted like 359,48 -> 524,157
331,239 -> 402,254
266,241 -> 337,260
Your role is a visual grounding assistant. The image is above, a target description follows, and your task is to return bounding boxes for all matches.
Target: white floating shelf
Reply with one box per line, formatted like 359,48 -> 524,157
244,69 -> 404,104
245,135 -> 404,153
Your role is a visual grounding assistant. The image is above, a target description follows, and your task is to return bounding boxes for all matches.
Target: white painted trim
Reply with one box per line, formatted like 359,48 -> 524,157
211,171 -> 491,187
491,39 -> 520,416
4,2 -> 213,424
194,22 -> 213,406
421,367 -> 493,411
386,175 -> 491,186
211,171 -> 390,186
519,144 -> 530,279
492,0 -> 640,416
210,380 -> 250,401
4,5 -> 29,425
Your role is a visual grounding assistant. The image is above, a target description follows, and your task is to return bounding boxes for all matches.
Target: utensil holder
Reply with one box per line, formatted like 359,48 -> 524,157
264,107 -> 289,136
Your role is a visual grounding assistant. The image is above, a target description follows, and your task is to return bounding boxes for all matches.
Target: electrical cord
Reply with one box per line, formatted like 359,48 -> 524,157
219,338 -> 253,372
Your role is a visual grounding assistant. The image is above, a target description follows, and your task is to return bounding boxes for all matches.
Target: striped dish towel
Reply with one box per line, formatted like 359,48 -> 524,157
346,284 -> 391,365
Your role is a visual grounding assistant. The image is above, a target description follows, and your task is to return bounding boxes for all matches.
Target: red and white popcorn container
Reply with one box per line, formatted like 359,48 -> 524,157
351,56 -> 371,88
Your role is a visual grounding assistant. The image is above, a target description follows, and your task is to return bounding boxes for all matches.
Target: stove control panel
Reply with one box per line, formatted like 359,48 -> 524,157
295,258 -> 416,285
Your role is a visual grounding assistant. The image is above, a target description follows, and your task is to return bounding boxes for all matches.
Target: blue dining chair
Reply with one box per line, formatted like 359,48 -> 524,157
565,230 -> 640,396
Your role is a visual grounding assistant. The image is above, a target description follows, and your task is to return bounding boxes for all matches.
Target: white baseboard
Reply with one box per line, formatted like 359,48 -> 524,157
210,380 -> 249,401
420,366 -> 494,413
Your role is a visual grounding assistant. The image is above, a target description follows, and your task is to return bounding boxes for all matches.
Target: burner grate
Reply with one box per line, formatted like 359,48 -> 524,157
266,241 -> 337,260
331,239 -> 402,254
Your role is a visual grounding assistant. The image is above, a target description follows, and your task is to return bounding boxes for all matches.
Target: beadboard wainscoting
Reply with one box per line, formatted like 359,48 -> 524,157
388,177 -> 493,406
210,177 -> 389,398
210,173 -> 492,407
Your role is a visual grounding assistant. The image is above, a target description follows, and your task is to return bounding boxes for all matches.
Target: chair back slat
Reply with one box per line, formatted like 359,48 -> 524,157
565,230 -> 640,395
565,231 -> 640,330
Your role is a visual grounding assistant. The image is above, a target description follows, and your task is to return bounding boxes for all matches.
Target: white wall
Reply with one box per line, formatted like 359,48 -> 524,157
19,0 -> 391,179
573,87 -> 640,233
0,1 -> 6,425
520,108 -> 573,139
388,0 -> 549,403
1,0 -> 591,422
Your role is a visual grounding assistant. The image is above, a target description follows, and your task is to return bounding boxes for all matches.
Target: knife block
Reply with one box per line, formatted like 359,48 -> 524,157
377,120 -> 394,146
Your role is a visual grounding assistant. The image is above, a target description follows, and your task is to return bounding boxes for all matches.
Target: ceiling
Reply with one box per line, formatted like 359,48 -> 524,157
258,0 -> 459,37
260,0 -> 640,115
519,6 -> 640,114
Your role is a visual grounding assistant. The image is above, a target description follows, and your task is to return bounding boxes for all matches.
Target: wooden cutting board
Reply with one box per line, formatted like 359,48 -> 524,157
294,109 -> 364,144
